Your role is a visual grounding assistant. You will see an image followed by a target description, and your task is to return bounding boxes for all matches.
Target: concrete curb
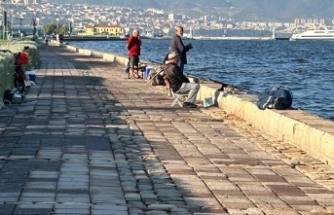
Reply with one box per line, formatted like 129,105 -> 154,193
63,44 -> 334,167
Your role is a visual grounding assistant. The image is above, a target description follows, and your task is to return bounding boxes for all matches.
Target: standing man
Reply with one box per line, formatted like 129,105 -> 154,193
20,46 -> 30,72
59,33 -> 64,45
44,33 -> 50,46
126,29 -> 142,78
13,53 -> 26,93
170,26 -> 193,73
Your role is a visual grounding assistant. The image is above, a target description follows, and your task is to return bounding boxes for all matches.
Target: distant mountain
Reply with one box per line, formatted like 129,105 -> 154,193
48,0 -> 334,22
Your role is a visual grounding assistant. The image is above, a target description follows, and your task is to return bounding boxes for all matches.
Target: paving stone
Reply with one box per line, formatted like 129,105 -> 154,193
145,210 -> 169,215
56,193 -> 90,203
16,203 -> 54,209
54,208 -> 90,214
147,204 -> 177,210
125,193 -> 141,201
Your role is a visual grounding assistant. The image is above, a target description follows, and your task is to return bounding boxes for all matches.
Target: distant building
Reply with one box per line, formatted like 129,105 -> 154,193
84,24 -> 123,35
307,18 -> 313,23
12,0 -> 40,4
320,19 -> 325,25
168,14 -> 175,21
300,18 -> 306,25
294,18 -> 300,25
313,18 -> 319,24
168,13 -> 182,22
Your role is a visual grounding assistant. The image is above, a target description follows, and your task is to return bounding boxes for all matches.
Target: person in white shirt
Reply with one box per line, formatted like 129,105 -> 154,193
44,34 -> 50,46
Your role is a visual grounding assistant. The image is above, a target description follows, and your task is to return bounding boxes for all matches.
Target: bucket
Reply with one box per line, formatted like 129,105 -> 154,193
144,67 -> 151,79
203,97 -> 213,107
25,71 -> 36,83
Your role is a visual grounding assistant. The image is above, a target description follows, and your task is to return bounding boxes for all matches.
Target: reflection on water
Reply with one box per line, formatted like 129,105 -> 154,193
71,39 -> 334,121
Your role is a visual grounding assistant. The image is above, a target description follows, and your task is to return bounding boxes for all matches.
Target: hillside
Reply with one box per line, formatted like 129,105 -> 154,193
48,0 -> 334,22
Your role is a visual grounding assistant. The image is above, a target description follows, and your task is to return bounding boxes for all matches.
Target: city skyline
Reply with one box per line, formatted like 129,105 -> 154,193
10,0 -> 40,4
1,1 -> 334,37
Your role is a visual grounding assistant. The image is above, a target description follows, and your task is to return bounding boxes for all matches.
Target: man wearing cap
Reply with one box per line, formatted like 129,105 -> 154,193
162,51 -> 200,108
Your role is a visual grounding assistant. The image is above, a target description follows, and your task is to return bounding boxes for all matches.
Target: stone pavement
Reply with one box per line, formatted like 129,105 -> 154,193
0,43 -> 334,215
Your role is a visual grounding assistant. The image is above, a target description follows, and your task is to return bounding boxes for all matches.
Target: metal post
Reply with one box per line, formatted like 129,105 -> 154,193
56,18 -> 59,34
10,10 -> 13,36
3,10 -> 6,40
1,0 -> 4,41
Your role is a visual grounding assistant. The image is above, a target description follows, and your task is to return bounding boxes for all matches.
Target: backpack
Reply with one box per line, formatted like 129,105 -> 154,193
256,86 -> 293,110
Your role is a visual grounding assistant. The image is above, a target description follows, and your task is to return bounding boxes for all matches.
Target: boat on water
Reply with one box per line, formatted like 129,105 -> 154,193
140,27 -> 165,39
291,29 -> 334,40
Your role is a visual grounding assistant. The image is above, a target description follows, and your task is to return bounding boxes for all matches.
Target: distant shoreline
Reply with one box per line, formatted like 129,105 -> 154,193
62,36 -> 290,42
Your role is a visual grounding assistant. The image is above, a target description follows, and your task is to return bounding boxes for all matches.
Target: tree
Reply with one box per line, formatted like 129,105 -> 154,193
42,23 -> 69,35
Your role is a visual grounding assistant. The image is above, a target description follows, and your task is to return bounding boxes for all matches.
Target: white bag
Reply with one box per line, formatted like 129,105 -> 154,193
24,80 -> 31,87
12,93 -> 23,104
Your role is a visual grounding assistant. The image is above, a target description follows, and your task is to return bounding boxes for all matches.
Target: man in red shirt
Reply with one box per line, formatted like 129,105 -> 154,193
14,53 -> 26,93
126,29 -> 142,78
19,46 -> 30,67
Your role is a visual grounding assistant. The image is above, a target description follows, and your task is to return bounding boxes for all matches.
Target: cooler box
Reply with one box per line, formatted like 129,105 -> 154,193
144,67 -> 151,79
25,71 -> 36,83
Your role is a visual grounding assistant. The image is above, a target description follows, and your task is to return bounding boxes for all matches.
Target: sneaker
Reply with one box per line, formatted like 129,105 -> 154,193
183,102 -> 198,108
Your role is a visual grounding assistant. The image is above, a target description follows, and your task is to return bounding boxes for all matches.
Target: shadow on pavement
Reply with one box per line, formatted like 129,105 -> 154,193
0,73 -> 218,215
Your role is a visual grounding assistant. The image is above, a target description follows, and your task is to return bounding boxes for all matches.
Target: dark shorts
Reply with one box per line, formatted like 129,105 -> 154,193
129,56 -> 139,67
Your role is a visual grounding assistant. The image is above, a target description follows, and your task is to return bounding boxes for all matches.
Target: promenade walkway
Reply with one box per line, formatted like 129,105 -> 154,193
0,43 -> 334,215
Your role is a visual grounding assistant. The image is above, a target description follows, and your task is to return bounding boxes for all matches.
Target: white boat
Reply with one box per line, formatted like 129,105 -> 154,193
291,29 -> 334,40
140,28 -> 164,39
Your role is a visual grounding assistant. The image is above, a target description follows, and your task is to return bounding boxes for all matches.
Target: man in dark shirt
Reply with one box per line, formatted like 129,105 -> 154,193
162,52 -> 200,108
170,25 -> 193,73
59,34 -> 64,44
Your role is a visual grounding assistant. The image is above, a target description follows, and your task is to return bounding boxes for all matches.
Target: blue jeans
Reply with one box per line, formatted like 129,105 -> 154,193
176,83 -> 200,104
179,62 -> 185,73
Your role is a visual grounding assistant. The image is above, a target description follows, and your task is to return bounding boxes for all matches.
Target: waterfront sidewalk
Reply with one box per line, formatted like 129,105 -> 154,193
0,43 -> 334,215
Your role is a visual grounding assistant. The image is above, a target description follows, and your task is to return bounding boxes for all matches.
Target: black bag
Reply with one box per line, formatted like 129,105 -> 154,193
257,86 -> 293,110
152,74 -> 165,86
3,90 -> 13,104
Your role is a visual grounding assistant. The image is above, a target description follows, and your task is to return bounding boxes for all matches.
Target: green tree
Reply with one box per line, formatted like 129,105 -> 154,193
43,23 -> 69,34
43,23 -> 57,34
60,25 -> 69,35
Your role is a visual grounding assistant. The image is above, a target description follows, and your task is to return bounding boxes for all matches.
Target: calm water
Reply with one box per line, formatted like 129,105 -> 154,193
71,39 -> 334,121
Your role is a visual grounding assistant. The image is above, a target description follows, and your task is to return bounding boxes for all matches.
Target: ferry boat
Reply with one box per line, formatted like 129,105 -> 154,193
291,29 -> 334,40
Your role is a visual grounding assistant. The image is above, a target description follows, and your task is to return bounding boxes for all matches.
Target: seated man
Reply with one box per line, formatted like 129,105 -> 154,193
162,51 -> 200,108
